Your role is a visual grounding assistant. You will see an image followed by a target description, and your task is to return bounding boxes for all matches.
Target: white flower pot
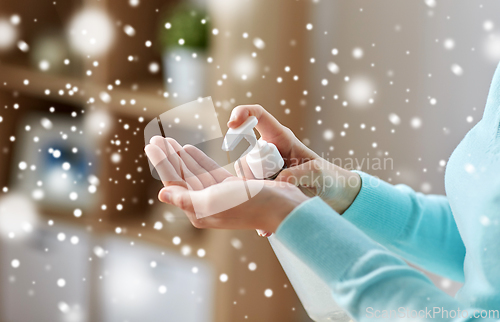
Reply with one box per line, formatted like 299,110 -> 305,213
163,48 -> 207,105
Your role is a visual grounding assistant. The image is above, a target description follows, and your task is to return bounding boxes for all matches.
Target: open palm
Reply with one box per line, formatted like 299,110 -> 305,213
144,136 -> 304,234
145,136 -> 240,190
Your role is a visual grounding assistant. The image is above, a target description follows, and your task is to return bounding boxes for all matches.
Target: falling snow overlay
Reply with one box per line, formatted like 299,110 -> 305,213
0,0 -> 499,321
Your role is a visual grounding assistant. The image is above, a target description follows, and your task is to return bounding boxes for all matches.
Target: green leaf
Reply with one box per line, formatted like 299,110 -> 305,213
159,4 -> 210,50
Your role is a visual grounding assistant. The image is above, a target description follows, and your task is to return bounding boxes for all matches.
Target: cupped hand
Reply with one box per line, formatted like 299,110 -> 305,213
228,105 -> 361,214
158,179 -> 308,233
145,136 -> 308,233
145,136 -> 235,190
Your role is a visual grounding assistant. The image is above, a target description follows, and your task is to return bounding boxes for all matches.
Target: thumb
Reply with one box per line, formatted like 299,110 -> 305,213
227,104 -> 284,141
256,229 -> 272,237
159,186 -> 193,212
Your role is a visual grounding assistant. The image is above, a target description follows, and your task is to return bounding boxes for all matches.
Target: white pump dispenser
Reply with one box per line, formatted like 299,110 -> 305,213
222,116 -> 284,179
222,116 -> 350,322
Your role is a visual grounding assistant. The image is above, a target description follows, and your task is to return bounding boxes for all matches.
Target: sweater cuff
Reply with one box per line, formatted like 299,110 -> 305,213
342,171 -> 412,246
275,197 -> 382,283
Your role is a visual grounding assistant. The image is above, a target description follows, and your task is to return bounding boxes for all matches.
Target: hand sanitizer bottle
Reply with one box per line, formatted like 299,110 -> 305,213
222,116 -> 285,180
222,117 -> 351,322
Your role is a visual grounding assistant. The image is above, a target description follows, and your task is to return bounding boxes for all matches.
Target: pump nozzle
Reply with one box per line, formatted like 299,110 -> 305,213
221,115 -> 284,179
222,116 -> 258,153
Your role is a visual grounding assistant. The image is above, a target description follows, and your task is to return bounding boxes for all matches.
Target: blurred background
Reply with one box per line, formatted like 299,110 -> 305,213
0,0 -> 498,321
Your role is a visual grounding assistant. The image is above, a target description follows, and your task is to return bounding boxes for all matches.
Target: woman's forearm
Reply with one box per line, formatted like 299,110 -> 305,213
342,171 -> 465,282
277,160 -> 465,281
276,197 -> 481,322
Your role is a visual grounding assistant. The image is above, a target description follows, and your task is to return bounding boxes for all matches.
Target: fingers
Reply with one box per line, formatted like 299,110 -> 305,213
234,161 -> 243,178
149,136 -> 235,189
234,157 -> 255,179
164,138 -> 204,190
165,138 -> 223,187
165,137 -> 183,151
183,144 -> 233,183
256,229 -> 272,237
222,176 -> 241,182
150,136 -> 182,175
227,105 -> 285,141
177,145 -> 218,188
163,138 -> 186,177
159,185 -> 193,211
147,137 -> 204,190
149,136 -> 169,155
158,186 -> 202,227
163,180 -> 252,219
159,186 -> 212,229
227,105 -> 320,164
144,144 -> 185,187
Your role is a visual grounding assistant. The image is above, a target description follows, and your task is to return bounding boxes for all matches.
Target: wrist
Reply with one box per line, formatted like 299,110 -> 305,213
338,171 -> 361,214
324,168 -> 361,214
267,191 -> 309,233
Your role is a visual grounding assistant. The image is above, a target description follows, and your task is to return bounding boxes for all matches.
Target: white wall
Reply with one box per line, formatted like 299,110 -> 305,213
307,0 -> 500,296
308,0 -> 499,191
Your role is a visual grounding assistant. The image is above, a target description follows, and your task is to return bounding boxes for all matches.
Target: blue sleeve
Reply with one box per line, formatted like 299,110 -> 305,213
275,198 -> 488,322
342,171 -> 465,282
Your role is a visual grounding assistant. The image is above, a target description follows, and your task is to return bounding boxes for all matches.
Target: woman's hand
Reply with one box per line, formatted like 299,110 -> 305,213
145,136 -> 309,233
277,159 -> 361,214
158,179 -> 308,233
227,105 -> 319,176
229,105 -> 361,214
145,136 -> 234,189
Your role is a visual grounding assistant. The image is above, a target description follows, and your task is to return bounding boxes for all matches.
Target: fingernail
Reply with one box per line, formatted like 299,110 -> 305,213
160,190 -> 171,203
256,230 -> 272,237
256,229 -> 271,237
228,114 -> 236,126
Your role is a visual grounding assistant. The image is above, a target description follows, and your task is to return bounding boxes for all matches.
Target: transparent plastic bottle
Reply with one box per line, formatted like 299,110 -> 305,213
268,235 -> 352,322
222,117 -> 352,322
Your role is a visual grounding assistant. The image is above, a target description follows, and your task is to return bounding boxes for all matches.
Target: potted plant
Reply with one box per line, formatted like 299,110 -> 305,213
159,4 -> 210,104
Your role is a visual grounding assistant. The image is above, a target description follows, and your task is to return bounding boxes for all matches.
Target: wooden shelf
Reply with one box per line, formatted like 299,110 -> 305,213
0,64 -> 171,118
0,0 -> 314,319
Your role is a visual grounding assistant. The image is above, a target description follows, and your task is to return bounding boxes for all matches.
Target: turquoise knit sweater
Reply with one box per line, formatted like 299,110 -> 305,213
276,63 -> 500,321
